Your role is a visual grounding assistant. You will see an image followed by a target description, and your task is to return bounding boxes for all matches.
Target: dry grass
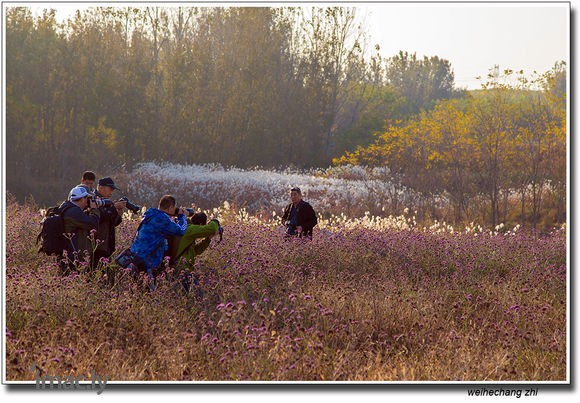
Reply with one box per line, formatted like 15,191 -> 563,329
5,197 -> 566,382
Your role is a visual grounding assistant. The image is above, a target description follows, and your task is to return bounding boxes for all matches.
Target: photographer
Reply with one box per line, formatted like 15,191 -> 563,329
91,177 -> 126,269
129,195 -> 188,280
281,187 -> 317,239
171,212 -> 222,293
174,213 -> 221,265
59,186 -> 101,274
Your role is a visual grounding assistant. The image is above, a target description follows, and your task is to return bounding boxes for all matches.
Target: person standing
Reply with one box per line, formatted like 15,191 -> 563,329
92,177 -> 126,269
281,187 -> 317,239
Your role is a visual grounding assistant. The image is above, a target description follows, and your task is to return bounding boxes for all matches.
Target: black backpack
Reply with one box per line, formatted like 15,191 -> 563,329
37,204 -> 72,255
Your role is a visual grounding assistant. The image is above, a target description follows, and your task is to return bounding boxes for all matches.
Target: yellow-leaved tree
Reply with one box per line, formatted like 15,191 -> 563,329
333,64 -> 566,228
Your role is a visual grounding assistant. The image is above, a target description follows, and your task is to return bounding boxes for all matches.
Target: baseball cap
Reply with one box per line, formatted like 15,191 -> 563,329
78,184 -> 95,196
98,177 -> 120,190
69,186 -> 90,201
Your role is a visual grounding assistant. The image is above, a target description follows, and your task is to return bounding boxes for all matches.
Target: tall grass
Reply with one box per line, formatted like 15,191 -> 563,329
120,162 -> 418,219
115,162 -> 564,229
5,196 -> 566,381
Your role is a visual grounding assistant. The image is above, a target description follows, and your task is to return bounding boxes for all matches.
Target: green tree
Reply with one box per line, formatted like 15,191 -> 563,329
386,51 -> 457,114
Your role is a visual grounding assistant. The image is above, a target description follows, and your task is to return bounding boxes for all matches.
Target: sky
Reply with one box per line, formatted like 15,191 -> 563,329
14,1 -> 570,90
363,2 -> 569,89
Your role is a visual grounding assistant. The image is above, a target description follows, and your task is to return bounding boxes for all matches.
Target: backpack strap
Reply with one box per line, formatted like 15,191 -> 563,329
59,203 -> 74,216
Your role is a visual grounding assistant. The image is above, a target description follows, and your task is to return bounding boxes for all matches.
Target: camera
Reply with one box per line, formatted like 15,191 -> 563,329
173,207 -> 195,217
92,196 -> 113,208
285,220 -> 297,236
118,197 -> 141,214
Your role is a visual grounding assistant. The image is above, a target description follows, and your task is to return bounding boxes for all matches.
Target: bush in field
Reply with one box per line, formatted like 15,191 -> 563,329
120,162 -> 420,218
5,196 -> 566,381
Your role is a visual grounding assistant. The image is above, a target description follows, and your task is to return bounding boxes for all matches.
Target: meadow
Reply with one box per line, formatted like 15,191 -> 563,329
5,194 -> 567,382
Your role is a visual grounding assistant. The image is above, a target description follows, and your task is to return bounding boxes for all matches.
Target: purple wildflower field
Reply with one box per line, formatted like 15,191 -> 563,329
5,195 -> 566,381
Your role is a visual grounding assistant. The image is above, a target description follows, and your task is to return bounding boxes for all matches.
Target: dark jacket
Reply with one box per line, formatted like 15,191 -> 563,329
94,190 -> 122,257
59,200 -> 101,260
281,199 -> 317,238
130,208 -> 187,271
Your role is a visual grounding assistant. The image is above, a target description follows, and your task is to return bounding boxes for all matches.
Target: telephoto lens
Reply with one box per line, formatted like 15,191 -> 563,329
93,197 -> 112,208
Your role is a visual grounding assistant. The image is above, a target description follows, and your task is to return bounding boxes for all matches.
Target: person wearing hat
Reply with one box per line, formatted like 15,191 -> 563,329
92,177 -> 126,269
281,187 -> 317,239
58,186 -> 101,274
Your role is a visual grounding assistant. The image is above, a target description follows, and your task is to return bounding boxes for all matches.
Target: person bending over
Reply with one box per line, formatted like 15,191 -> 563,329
170,212 -> 220,294
129,195 -> 188,282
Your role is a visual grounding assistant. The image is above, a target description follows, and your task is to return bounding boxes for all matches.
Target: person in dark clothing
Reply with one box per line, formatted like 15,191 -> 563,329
281,187 -> 317,239
91,177 -> 126,269
59,186 -> 101,274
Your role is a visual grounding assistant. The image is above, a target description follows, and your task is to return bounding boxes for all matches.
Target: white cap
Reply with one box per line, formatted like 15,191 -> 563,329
69,186 -> 90,201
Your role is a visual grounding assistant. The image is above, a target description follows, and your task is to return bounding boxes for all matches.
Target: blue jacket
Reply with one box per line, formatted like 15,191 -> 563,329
130,208 -> 187,271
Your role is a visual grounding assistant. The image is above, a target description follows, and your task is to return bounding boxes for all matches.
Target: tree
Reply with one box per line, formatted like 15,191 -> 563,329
386,51 -> 457,114
538,62 -> 567,225
333,65 -> 566,228
293,7 -> 371,164
421,99 -> 476,222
